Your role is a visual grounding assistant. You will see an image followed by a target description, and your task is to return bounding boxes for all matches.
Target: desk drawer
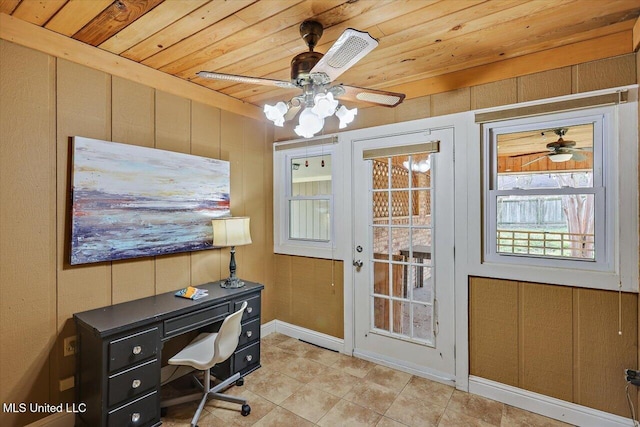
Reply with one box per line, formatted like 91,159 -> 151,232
238,318 -> 260,347
234,341 -> 260,373
107,390 -> 159,427
108,359 -> 158,407
109,328 -> 159,373
236,293 -> 260,321
164,302 -> 230,338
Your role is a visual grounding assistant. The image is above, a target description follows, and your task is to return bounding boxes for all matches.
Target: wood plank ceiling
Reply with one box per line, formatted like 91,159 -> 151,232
2,0 -> 639,154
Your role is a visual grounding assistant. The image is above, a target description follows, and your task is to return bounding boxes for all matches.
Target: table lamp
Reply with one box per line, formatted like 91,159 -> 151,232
211,217 -> 252,288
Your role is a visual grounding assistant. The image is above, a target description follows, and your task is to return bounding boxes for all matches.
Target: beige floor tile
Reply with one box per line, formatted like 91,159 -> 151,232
332,353 -> 376,378
245,369 -> 303,404
384,391 -> 444,427
307,366 -> 363,397
280,383 -> 341,423
317,399 -> 382,427
261,348 -> 300,373
282,357 -> 328,383
446,390 -> 504,427
439,407 -> 496,427
163,337 -> 578,427
161,401 -> 200,426
304,345 -> 343,366
376,416 -> 409,427
260,332 -> 291,346
501,405 -> 573,426
276,337 -> 318,356
252,406 -> 315,427
364,365 -> 412,394
207,389 -> 275,426
344,379 -> 399,414
401,375 -> 454,408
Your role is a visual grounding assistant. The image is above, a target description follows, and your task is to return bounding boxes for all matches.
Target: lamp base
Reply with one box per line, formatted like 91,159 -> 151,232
220,276 -> 245,289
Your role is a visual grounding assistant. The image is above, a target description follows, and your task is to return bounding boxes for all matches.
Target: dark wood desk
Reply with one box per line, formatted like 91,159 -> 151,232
74,280 -> 263,427
399,245 -> 431,294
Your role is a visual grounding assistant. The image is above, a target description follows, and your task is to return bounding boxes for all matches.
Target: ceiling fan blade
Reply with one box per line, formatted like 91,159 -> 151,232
334,84 -> 405,107
310,28 -> 378,82
522,155 -> 547,167
568,146 -> 593,152
196,71 -> 298,89
508,151 -> 550,159
571,152 -> 588,162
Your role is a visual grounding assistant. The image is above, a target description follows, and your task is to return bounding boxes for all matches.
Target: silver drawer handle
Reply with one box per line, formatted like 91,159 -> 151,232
245,354 -> 252,362
132,379 -> 141,389
245,330 -> 252,338
132,345 -> 142,355
246,307 -> 253,314
131,412 -> 140,422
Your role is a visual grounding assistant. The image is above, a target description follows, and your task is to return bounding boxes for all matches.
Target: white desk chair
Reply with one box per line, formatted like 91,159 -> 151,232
161,301 -> 250,426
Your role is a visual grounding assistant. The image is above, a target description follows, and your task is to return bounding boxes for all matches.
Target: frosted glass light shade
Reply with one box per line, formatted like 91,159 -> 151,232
211,217 -> 252,247
336,105 -> 357,128
549,152 -> 573,163
294,108 -> 324,138
264,102 -> 288,127
312,92 -> 338,118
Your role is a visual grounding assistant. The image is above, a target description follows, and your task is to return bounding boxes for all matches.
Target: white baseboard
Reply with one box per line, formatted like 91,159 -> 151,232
469,376 -> 636,427
353,348 -> 456,387
260,319 -> 276,337
268,320 -> 345,353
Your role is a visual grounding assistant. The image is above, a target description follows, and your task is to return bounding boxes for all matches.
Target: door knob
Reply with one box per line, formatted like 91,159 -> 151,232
353,260 -> 363,268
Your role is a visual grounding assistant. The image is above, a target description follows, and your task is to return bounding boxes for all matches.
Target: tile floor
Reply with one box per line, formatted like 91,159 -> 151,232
161,333 -> 571,426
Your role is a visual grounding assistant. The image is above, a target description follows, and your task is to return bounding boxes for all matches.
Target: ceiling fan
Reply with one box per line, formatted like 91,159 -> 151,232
513,128 -> 592,167
196,20 -> 406,138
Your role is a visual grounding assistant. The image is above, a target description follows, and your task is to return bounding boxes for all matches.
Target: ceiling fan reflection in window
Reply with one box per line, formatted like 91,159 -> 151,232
511,128 -> 593,167
197,20 -> 405,138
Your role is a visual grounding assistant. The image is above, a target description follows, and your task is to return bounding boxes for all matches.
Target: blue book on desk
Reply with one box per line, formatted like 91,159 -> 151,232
175,286 -> 208,300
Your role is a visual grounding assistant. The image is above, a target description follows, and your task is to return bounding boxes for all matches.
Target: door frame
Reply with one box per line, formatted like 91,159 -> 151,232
339,112 -> 473,390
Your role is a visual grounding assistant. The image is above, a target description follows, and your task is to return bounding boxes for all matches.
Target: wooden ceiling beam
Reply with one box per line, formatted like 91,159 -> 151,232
0,13 -> 265,122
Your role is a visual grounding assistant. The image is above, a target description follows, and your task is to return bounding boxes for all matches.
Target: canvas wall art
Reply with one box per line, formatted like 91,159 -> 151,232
70,136 -> 230,265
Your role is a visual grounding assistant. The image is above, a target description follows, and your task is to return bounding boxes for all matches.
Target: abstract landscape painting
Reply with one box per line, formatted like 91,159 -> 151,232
70,137 -> 230,265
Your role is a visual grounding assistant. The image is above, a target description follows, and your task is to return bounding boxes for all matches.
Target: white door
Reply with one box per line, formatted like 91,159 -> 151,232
352,128 -> 455,380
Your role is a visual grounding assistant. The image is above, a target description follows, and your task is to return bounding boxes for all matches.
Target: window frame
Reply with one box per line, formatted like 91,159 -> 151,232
273,138 -> 344,259
483,110 -> 612,272
467,87 -> 639,293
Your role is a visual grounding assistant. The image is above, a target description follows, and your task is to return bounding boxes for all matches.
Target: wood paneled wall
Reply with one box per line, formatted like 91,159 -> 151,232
469,277 -> 638,417
274,255 -> 344,339
0,40 -> 274,427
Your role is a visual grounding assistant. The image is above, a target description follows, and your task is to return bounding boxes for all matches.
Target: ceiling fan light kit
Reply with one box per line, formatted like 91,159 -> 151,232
197,20 -> 405,138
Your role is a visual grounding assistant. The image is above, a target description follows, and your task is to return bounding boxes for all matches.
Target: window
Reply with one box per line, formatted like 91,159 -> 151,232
288,153 -> 332,242
484,109 -> 611,272
273,138 -> 343,258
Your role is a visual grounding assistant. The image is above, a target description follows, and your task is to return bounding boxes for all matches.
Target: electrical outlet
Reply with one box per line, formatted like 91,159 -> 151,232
625,369 -> 640,386
63,336 -> 77,357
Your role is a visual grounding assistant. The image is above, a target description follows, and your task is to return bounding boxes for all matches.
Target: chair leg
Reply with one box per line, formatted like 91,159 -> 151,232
188,369 -> 211,427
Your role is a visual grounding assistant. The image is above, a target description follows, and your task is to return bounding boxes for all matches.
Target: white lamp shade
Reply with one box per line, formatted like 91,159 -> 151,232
548,152 -> 573,162
294,108 -> 324,138
312,92 -> 338,119
211,217 -> 252,247
336,105 -> 357,129
264,102 -> 288,127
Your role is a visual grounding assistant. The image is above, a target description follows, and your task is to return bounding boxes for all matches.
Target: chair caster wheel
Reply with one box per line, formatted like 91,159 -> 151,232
241,404 -> 251,416
160,407 -> 168,417
236,377 -> 244,386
